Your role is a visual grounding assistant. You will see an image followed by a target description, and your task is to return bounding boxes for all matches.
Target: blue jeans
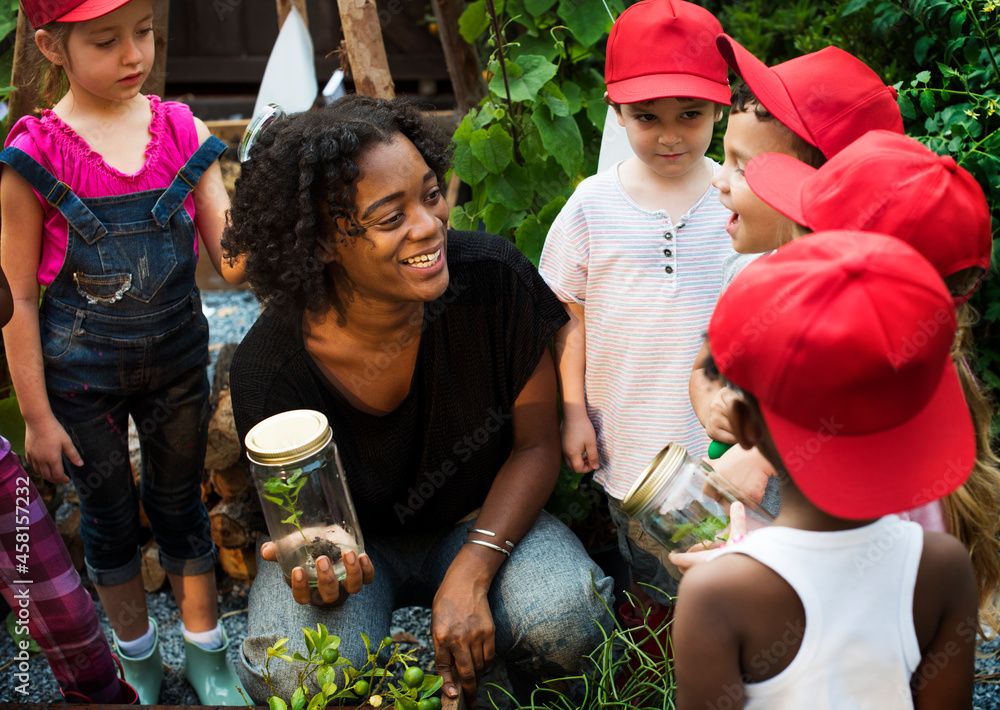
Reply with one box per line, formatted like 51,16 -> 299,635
236,512 -> 614,704
45,294 -> 216,585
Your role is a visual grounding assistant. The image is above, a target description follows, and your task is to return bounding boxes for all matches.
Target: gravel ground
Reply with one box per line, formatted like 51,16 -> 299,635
2,289 -> 999,707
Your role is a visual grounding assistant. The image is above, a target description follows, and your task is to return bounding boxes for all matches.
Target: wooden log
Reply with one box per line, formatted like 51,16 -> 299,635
7,9 -> 42,129
276,0 -> 309,29
210,462 -> 251,500
218,545 -> 257,582
140,0 -> 169,98
209,489 -> 257,549
430,0 -> 485,115
141,540 -> 167,592
56,507 -> 85,572
204,387 -> 241,471
336,0 -> 395,99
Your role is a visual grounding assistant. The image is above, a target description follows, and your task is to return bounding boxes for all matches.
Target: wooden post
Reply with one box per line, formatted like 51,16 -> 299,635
141,0 -> 170,98
336,0 -> 395,99
7,9 -> 41,129
430,0 -> 485,115
277,0 -> 309,29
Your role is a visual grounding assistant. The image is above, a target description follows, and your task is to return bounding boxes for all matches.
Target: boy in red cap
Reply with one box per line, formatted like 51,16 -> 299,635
539,0 -> 733,608
688,40 -> 903,504
744,129 -> 1000,640
673,231 -> 978,709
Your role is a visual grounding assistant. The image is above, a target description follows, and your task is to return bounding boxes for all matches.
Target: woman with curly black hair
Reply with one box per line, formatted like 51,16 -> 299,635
224,95 -> 613,706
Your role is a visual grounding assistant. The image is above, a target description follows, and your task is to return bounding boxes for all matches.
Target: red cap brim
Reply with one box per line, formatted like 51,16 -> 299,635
716,34 -> 813,146
607,73 -> 732,105
744,152 -> 818,227
760,357 -> 974,520
58,0 -> 133,21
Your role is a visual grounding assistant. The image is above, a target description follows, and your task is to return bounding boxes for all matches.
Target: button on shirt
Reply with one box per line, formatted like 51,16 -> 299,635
539,161 -> 733,498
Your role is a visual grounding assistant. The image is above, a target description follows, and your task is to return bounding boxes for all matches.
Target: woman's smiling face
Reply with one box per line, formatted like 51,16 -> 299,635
327,134 -> 451,305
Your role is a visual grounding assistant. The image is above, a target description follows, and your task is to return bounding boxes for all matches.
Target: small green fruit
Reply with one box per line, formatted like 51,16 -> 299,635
353,679 -> 370,697
321,648 -> 339,664
382,636 -> 394,648
403,666 -> 425,688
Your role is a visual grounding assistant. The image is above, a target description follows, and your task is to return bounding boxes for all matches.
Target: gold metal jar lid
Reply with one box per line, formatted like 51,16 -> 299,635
620,443 -> 685,517
245,409 -> 333,466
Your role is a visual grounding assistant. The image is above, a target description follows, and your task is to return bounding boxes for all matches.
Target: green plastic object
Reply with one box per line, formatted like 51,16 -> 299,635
707,440 -> 734,460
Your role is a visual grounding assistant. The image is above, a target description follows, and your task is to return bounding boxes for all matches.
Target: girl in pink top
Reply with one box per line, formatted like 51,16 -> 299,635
0,0 -> 243,703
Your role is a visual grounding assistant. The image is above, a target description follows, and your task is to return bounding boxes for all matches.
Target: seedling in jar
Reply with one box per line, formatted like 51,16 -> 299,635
262,471 -> 343,568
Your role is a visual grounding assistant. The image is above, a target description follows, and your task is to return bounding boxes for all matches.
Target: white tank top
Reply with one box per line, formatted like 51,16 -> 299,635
713,516 -> 924,709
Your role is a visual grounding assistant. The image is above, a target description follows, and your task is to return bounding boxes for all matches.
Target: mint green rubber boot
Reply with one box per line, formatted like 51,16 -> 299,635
113,618 -> 163,705
183,627 -> 247,705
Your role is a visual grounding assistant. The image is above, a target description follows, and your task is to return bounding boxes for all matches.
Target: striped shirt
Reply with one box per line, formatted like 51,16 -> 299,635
539,161 -> 733,498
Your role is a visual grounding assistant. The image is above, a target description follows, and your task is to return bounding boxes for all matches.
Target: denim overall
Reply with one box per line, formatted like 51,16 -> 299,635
0,137 -> 225,585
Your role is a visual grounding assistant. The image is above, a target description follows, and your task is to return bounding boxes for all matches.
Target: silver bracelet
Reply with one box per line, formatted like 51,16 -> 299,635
469,528 -> 515,549
464,539 -> 511,557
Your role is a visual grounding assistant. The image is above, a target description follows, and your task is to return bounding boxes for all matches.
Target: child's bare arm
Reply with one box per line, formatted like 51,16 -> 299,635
0,169 -> 82,482
912,532 -> 978,709
192,118 -> 246,284
690,339 -> 737,443
552,301 -> 598,472
673,557 -> 746,710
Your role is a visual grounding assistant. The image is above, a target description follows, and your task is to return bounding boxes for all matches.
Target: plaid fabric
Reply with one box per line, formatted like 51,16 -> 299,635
0,445 -> 121,702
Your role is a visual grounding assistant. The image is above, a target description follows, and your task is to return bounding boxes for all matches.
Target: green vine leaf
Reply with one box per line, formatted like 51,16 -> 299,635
453,143 -> 488,185
531,107 -> 584,178
458,0 -> 490,43
524,0 -> 557,17
920,89 -> 936,116
558,0 -> 615,47
489,55 -> 558,102
486,163 -> 534,211
449,204 -> 477,232
470,124 -> 514,173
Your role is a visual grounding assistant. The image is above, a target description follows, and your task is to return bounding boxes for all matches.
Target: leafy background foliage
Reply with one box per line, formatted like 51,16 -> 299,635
454,0 -> 1000,447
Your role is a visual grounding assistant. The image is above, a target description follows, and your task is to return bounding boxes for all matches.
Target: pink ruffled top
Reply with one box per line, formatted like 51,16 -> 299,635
4,95 -> 202,287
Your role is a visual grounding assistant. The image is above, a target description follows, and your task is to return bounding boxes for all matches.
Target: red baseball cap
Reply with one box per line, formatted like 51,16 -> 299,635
709,230 -> 973,520
716,35 -> 903,158
606,0 -> 730,105
21,0 -> 133,27
744,130 -> 992,305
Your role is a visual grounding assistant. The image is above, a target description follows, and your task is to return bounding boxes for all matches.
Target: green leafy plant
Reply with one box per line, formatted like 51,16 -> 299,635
669,513 -> 730,547
488,585 -> 677,710
260,626 -> 443,710
263,472 -> 312,549
450,0 -> 625,265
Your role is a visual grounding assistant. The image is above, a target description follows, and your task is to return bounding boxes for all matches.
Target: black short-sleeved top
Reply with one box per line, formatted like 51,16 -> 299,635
231,231 -> 569,535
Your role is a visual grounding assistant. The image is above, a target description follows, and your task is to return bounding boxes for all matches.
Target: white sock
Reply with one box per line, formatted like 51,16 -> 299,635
182,623 -> 225,650
115,622 -> 156,658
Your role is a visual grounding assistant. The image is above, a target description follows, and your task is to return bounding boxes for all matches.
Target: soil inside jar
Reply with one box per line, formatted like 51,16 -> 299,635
310,537 -> 343,563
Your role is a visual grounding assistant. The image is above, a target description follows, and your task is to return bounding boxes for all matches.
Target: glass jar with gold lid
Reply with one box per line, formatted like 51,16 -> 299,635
621,443 -> 774,575
245,409 -> 364,585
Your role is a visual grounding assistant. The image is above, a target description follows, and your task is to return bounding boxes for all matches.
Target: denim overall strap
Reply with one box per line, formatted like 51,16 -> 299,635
0,147 -> 108,243
151,135 -> 227,228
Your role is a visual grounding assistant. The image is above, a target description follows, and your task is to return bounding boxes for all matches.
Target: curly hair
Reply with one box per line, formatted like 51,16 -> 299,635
223,95 -> 454,314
